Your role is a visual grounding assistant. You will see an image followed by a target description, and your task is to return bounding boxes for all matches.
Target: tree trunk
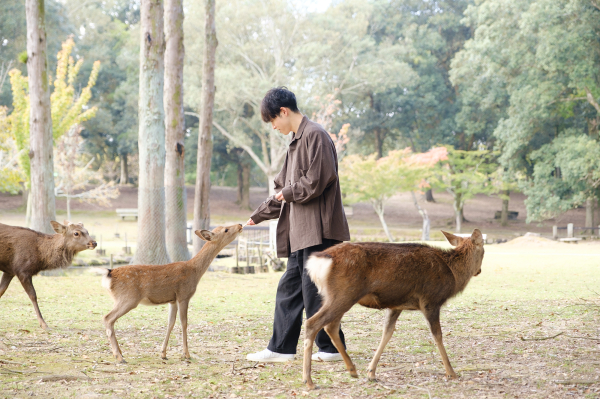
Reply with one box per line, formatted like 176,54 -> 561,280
373,199 -> 393,242
26,0 -> 56,234
586,196 -> 595,234
425,188 -> 435,203
119,153 -> 128,185
500,189 -> 509,227
236,162 -> 243,204
453,194 -> 462,233
131,0 -> 170,265
164,0 -> 190,262
25,191 -> 32,226
240,162 -> 250,210
411,191 -> 430,241
66,193 -> 71,222
374,128 -> 383,159
193,0 -> 218,255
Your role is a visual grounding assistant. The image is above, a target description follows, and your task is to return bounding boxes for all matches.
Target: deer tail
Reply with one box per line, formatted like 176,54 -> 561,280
306,253 -> 333,297
99,268 -> 113,290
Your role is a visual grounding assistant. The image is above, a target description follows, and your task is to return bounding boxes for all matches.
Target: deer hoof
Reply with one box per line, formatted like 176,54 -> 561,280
367,374 -> 377,382
350,368 -> 359,378
305,380 -> 316,390
118,359 -> 127,364
446,372 -> 457,379
161,356 -> 168,360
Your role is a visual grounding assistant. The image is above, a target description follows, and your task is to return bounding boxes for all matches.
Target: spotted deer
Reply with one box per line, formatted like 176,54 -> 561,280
100,224 -> 243,363
302,229 -> 485,389
0,221 -> 97,330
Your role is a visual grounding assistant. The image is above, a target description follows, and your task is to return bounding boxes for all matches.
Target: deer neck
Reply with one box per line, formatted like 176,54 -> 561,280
188,241 -> 225,275
42,234 -> 76,270
447,246 -> 476,292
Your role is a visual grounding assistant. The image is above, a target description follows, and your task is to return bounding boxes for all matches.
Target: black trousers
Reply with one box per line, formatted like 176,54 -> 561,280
267,238 -> 346,354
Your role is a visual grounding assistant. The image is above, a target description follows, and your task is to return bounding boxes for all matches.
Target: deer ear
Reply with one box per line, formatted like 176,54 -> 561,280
63,220 -> 71,226
441,231 -> 463,246
195,229 -> 215,241
470,229 -> 484,246
51,221 -> 67,234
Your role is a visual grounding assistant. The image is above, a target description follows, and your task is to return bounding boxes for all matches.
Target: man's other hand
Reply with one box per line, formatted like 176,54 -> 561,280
275,191 -> 284,201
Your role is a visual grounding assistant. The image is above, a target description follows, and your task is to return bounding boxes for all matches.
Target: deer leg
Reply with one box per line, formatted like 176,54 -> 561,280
103,300 -> 138,363
161,302 -> 178,359
367,308 -> 402,381
177,299 -> 191,360
18,276 -> 47,330
0,273 -> 14,298
303,301 -> 355,390
323,316 -> 357,378
423,307 -> 456,378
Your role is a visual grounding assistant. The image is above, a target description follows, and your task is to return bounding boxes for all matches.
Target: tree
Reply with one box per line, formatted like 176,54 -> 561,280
131,0 -> 169,265
406,147 -> 449,240
432,148 -> 497,233
0,107 -> 24,194
26,0 -> 56,234
193,0 -> 217,254
164,0 -> 190,261
340,149 -> 422,242
54,126 -> 119,221
523,134 -> 600,227
8,38 -> 100,225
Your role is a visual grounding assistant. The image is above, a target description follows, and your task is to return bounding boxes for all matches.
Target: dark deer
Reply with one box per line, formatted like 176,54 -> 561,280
100,224 -> 243,363
302,229 -> 485,389
0,221 -> 97,330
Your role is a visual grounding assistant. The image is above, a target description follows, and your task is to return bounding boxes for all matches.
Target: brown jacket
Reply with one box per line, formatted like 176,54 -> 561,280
250,116 -> 350,257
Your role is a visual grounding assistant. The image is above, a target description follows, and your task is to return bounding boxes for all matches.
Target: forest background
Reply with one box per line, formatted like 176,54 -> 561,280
1,0 -> 600,235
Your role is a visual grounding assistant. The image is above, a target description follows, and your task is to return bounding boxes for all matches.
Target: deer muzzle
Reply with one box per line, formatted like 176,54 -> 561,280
88,241 -> 98,249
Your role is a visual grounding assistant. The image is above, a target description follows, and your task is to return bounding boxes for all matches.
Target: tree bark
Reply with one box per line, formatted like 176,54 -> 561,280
453,193 -> 462,233
500,189 -> 509,227
119,153 -> 128,185
411,191 -> 430,241
373,199 -> 393,242
26,0 -> 56,234
193,0 -> 218,254
164,0 -> 190,261
131,0 -> 170,265
585,196 -> 595,235
425,188 -> 435,203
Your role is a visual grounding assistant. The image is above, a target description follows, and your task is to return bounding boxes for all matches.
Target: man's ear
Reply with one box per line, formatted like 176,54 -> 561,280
195,230 -> 215,242
51,221 -> 67,234
470,229 -> 484,246
441,231 -> 463,246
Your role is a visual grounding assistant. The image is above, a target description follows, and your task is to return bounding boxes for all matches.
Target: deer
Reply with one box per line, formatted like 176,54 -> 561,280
302,229 -> 485,390
100,224 -> 243,363
0,221 -> 97,330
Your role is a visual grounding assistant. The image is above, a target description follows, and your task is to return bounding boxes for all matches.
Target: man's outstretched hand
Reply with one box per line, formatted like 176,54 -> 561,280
245,218 -> 256,226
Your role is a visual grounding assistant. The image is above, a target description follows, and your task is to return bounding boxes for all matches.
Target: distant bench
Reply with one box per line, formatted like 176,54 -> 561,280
116,208 -> 138,220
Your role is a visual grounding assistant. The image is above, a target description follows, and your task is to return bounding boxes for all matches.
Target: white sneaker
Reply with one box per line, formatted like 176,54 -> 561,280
312,351 -> 343,362
246,349 -> 295,363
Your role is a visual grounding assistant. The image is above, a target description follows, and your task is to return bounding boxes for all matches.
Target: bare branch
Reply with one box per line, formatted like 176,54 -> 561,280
520,331 -> 564,341
592,0 -> 600,11
585,86 -> 600,114
211,120 -> 268,173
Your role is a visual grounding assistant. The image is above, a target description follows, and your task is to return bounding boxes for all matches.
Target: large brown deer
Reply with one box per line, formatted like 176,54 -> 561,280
302,229 -> 485,389
0,221 -> 97,330
100,224 -> 243,363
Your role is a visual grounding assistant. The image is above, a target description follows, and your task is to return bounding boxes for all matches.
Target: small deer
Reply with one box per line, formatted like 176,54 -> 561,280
100,224 -> 243,363
302,229 -> 485,389
0,221 -> 97,330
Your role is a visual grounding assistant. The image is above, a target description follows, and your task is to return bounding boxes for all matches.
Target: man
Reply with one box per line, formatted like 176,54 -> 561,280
246,87 -> 351,362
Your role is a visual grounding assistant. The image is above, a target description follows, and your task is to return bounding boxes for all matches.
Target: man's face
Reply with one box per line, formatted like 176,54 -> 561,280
270,107 -> 292,135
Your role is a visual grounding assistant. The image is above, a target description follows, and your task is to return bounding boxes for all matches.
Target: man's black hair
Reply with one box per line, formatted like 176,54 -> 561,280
260,87 -> 300,122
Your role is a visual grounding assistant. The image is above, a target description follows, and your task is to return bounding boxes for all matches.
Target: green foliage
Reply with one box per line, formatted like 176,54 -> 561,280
5,39 -> 100,187
0,106 -> 25,193
523,133 -> 600,222
431,148 -> 497,230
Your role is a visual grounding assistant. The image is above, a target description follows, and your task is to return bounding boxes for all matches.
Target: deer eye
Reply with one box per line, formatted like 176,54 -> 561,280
225,229 -> 229,233
74,232 -> 79,237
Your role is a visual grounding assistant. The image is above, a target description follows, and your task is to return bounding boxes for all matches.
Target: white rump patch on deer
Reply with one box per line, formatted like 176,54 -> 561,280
101,270 -> 112,291
306,256 -> 332,296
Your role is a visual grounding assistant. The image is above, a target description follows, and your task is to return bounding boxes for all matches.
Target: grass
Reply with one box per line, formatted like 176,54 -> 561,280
1,238 -> 600,398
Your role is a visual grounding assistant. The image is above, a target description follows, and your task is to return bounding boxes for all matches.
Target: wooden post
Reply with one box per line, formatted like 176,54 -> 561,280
110,254 -> 113,268
552,226 -> 558,239
567,223 -> 574,238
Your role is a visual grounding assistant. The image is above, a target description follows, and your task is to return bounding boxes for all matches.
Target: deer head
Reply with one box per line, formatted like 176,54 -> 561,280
195,224 -> 244,250
51,221 -> 97,252
441,229 -> 485,276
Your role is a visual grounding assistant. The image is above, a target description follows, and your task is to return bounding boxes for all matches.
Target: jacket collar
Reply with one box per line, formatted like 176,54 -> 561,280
291,116 -> 309,142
